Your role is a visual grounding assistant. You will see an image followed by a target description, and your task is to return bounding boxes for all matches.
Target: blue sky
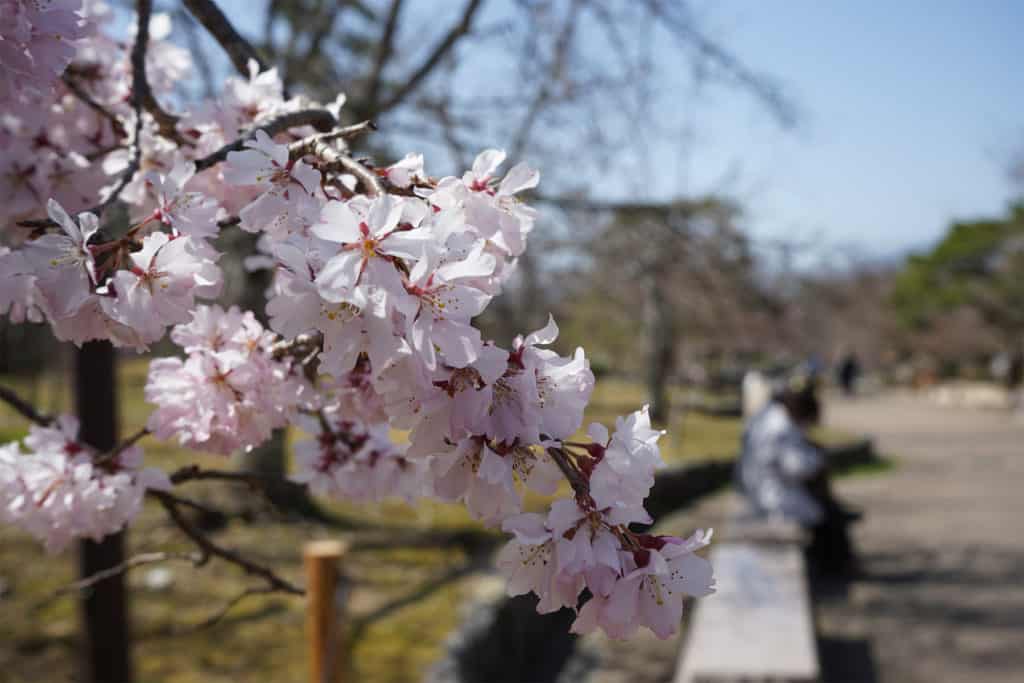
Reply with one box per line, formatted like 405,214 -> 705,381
660,0 -> 1024,261
181,1 -> 1023,263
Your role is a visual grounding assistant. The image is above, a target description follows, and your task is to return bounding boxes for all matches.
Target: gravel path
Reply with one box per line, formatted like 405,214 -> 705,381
820,392 -> 1024,683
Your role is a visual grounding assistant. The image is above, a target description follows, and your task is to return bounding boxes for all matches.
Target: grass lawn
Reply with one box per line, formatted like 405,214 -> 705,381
0,362 -> 805,682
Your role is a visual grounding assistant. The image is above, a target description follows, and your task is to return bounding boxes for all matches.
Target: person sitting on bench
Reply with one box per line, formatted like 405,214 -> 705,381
736,376 -> 859,577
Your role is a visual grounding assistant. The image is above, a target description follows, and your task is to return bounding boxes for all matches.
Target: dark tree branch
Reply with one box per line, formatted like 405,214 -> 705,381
349,557 -> 486,643
168,464 -> 283,487
374,0 -> 484,116
61,72 -> 127,139
644,0 -> 798,128
187,585 -> 279,631
153,490 -> 304,595
182,0 -> 269,77
362,0 -> 406,115
192,108 -> 339,172
0,385 -> 54,426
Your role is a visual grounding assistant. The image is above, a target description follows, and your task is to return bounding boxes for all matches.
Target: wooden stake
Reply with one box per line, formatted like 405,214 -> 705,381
305,540 -> 348,683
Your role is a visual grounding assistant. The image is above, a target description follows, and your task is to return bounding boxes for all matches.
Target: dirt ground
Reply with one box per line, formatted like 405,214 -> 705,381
818,392 -> 1024,683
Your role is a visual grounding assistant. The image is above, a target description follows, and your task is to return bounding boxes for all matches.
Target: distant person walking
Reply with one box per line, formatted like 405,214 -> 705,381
837,352 -> 860,397
736,380 -> 858,576
1008,348 -> 1024,413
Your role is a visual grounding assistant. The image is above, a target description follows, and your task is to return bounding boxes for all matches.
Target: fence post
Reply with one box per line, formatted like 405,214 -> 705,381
305,540 -> 348,683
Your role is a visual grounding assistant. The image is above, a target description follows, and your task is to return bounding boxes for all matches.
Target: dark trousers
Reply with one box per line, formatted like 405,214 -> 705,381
804,471 -> 856,576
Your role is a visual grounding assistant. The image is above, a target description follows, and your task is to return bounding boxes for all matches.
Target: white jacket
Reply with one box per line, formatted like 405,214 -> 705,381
737,403 -> 824,524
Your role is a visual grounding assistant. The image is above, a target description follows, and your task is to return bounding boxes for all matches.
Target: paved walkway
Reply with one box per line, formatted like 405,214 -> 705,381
821,393 -> 1024,683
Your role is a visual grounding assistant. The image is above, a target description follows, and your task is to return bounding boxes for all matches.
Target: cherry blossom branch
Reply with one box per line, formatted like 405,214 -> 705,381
92,426 -> 150,469
192,108 -> 338,173
181,0 -> 269,77
547,446 -> 589,495
153,489 -> 304,595
15,0 -> 155,229
0,385 -> 53,427
270,331 -> 323,362
287,120 -> 378,155
286,122 -> 383,196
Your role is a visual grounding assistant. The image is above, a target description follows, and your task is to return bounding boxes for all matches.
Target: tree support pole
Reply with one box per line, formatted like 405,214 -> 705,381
76,341 -> 133,683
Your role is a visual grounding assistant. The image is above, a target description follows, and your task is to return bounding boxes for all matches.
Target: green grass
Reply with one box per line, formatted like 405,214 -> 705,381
0,364 -> 787,682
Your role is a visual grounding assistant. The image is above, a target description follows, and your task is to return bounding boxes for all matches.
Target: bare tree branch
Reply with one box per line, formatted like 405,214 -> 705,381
186,585 -> 280,631
54,551 -> 202,596
644,0 -> 798,128
349,557 -> 485,642
0,385 -> 54,426
363,0 -> 406,115
168,464 -> 283,487
153,490 -> 304,595
182,0 -> 269,77
61,72 -> 127,139
374,0 -> 485,116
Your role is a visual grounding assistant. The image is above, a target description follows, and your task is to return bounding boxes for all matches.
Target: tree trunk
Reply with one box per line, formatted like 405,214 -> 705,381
645,267 -> 676,426
75,341 -> 133,683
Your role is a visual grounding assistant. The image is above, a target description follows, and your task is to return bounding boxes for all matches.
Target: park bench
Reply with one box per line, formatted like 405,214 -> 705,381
674,504 -> 821,683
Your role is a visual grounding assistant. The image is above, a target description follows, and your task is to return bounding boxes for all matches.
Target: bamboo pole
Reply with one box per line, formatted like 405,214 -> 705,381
305,539 -> 348,683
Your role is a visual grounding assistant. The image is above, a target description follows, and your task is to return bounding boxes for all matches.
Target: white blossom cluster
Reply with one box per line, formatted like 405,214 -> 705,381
0,1 -> 715,639
0,416 -> 169,553
145,305 -> 311,455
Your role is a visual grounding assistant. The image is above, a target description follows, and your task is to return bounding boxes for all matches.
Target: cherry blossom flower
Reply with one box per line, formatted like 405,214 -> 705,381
144,159 -> 221,239
571,530 -> 715,639
0,0 -> 88,107
290,412 -> 423,503
312,195 -> 427,303
22,200 -> 98,319
105,232 -> 222,343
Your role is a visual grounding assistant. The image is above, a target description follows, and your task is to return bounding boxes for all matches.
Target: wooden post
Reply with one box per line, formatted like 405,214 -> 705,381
305,540 -> 348,683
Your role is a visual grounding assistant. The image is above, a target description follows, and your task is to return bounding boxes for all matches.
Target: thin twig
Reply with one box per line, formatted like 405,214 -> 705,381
375,0 -> 485,116
149,489 -> 227,518
154,490 -> 304,595
0,385 -> 54,426
93,426 -> 150,468
54,551 -> 201,596
288,120 -> 377,158
186,585 -> 279,631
